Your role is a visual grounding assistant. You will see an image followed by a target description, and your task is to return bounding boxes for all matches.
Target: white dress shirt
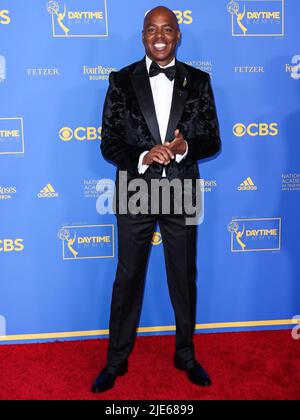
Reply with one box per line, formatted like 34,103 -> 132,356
138,56 -> 188,176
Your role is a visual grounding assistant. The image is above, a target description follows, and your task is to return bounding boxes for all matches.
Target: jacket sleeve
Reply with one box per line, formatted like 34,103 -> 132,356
182,74 -> 221,166
100,72 -> 149,175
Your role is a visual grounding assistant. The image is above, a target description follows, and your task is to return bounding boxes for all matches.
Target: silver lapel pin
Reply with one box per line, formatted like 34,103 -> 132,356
183,77 -> 187,88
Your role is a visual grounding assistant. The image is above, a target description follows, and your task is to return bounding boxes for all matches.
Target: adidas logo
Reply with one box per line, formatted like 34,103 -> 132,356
38,184 -> 59,198
238,177 -> 258,191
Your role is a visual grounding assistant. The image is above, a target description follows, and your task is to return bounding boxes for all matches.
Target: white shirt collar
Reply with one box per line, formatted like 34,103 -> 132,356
146,56 -> 176,74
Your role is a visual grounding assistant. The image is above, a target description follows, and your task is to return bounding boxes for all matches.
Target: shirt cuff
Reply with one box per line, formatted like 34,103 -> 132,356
175,141 -> 188,163
138,151 -> 150,174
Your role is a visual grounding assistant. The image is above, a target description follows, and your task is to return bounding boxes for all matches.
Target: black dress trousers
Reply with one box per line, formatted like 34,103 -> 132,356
106,213 -> 197,374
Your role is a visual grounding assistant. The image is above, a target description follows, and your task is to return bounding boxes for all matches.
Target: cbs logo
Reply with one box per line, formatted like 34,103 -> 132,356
145,10 -> 193,25
0,10 -> 10,24
59,127 -> 102,142
173,10 -> 193,25
0,239 -> 24,252
233,123 -> 279,137
152,232 -> 162,246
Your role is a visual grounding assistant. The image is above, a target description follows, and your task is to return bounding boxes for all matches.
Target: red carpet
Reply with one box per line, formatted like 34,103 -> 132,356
0,330 -> 299,400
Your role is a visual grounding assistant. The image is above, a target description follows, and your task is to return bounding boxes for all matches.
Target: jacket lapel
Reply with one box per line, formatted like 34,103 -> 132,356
164,60 -> 189,142
130,59 -> 161,145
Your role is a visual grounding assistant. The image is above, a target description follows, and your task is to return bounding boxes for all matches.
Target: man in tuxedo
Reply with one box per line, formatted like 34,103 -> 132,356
92,6 -> 221,393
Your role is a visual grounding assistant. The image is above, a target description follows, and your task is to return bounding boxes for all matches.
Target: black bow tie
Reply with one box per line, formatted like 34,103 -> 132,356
149,61 -> 176,81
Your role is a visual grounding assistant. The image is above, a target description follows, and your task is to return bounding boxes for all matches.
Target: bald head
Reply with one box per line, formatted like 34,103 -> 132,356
142,6 -> 181,67
144,6 -> 179,31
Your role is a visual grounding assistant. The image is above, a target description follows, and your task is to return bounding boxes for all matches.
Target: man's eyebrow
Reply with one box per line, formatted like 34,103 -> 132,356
145,23 -> 176,28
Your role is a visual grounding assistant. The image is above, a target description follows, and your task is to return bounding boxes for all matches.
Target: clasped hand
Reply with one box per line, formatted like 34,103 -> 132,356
143,129 -> 187,166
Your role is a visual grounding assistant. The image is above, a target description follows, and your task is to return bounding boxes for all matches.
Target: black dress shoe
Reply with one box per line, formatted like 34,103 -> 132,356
92,360 -> 128,393
174,355 -> 211,387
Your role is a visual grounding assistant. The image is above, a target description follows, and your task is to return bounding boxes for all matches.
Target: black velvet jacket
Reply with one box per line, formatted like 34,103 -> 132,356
100,58 -> 221,214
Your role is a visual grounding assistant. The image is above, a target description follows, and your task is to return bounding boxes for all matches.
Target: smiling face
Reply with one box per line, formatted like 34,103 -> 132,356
142,7 -> 181,67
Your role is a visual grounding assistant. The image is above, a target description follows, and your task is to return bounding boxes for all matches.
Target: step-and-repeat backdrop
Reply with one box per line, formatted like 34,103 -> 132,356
1,1 -> 299,344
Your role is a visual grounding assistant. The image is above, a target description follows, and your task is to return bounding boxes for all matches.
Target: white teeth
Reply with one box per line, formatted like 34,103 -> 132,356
154,43 -> 167,50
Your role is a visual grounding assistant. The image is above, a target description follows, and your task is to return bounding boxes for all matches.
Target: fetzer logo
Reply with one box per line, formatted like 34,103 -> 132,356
38,184 -> 59,198
227,0 -> 284,37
